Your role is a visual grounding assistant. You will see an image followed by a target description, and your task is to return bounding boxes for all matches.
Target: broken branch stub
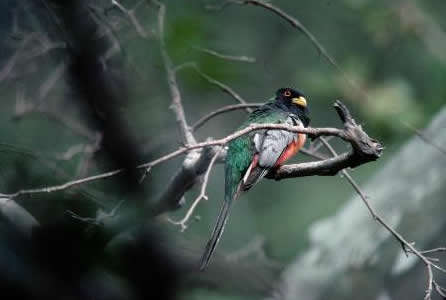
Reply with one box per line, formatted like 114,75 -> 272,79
272,101 -> 383,179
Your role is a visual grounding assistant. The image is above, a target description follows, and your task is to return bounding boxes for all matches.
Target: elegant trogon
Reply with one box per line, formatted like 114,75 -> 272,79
200,87 -> 310,270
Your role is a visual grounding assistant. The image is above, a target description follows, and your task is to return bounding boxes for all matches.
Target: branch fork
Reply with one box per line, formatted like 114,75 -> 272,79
270,101 -> 382,180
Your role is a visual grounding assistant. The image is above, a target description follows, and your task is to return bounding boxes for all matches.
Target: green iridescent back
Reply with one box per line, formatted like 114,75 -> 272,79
224,102 -> 289,201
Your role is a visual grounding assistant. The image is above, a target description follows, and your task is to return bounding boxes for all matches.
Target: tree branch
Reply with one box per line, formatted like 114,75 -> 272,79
193,46 -> 256,63
167,147 -> 222,231
270,101 -> 382,179
1,169 -> 125,199
2,100 -> 384,236
13,89 -> 97,141
111,0 -> 150,38
176,63 -> 254,112
155,1 -> 196,145
148,143 -> 224,216
192,103 -> 263,131
235,0 -> 337,66
225,0 -> 367,100
317,134 -> 446,300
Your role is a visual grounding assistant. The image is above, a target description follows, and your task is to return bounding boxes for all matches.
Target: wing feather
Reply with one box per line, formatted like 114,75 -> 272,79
240,115 -> 304,191
258,115 -> 301,168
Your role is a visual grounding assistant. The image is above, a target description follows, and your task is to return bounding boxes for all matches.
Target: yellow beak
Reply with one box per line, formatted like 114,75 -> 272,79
292,96 -> 307,107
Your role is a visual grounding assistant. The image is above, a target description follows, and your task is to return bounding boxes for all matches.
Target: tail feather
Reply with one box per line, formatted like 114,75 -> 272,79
199,199 -> 232,271
241,167 -> 268,192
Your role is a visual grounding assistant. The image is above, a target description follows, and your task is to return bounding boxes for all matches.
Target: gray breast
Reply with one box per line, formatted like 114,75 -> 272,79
254,115 -> 303,168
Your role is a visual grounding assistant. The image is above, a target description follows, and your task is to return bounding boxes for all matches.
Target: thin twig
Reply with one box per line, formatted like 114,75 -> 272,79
56,144 -> 90,161
433,280 -> 446,298
176,62 -> 253,112
14,102 -> 97,142
167,147 -> 222,231
37,61 -> 66,103
192,103 -> 263,131
319,137 -> 372,214
238,0 -> 337,65
111,0 -> 150,38
138,122 -> 349,170
193,46 -> 256,63
308,136 -> 334,153
229,0 -> 367,100
1,169 -> 125,199
417,248 -> 446,255
2,102 -> 381,227
88,5 -> 123,68
0,122 -> 334,198
138,166 -> 152,184
67,199 -> 125,226
319,137 -> 446,300
402,121 -> 446,156
155,1 -> 196,145
0,124 -> 342,199
0,33 -> 39,82
74,133 -> 102,178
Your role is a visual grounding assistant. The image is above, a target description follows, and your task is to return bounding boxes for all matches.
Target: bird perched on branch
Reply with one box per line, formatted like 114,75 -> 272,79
200,87 -> 310,270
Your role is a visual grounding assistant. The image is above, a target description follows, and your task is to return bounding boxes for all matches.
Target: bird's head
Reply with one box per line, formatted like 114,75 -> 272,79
276,87 -> 310,126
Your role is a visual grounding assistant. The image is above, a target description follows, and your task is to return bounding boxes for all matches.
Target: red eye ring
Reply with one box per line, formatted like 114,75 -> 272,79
283,90 -> 291,97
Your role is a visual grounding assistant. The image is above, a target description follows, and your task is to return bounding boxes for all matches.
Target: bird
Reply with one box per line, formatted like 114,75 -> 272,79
199,87 -> 310,270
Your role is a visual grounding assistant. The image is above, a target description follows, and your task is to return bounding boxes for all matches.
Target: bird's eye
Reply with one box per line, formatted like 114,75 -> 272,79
283,90 -> 291,97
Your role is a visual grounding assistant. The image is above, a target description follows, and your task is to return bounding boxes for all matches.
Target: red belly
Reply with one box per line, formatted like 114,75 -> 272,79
274,133 -> 306,167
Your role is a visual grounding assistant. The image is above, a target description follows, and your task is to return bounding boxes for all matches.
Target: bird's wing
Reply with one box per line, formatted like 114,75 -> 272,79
241,114 -> 303,190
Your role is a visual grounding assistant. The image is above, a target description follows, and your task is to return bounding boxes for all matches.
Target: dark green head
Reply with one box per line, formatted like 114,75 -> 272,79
275,88 -> 310,126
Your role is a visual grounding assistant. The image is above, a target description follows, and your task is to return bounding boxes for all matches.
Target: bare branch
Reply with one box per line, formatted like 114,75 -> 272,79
75,133 -> 102,178
227,1 -> 337,67
148,144 -> 222,216
271,101 -> 382,179
227,0 -> 367,100
1,168 -> 125,199
308,136 -> 335,153
318,135 -> 446,300
0,33 -> 37,82
38,61 -> 66,103
139,113 -> 379,171
433,280 -> 446,298
193,46 -> 256,63
192,103 -> 263,131
167,147 -> 222,231
88,5 -> 123,67
0,121 -> 338,199
111,0 -> 150,38
56,144 -> 91,161
0,101 -> 382,224
1,30 -> 65,83
176,63 -> 253,112
156,1 -> 196,145
417,248 -> 446,255
66,199 -> 125,226
425,266 -> 434,300
13,89 -> 97,141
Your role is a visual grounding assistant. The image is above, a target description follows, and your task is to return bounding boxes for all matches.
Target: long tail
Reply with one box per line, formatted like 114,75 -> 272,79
199,198 -> 232,271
